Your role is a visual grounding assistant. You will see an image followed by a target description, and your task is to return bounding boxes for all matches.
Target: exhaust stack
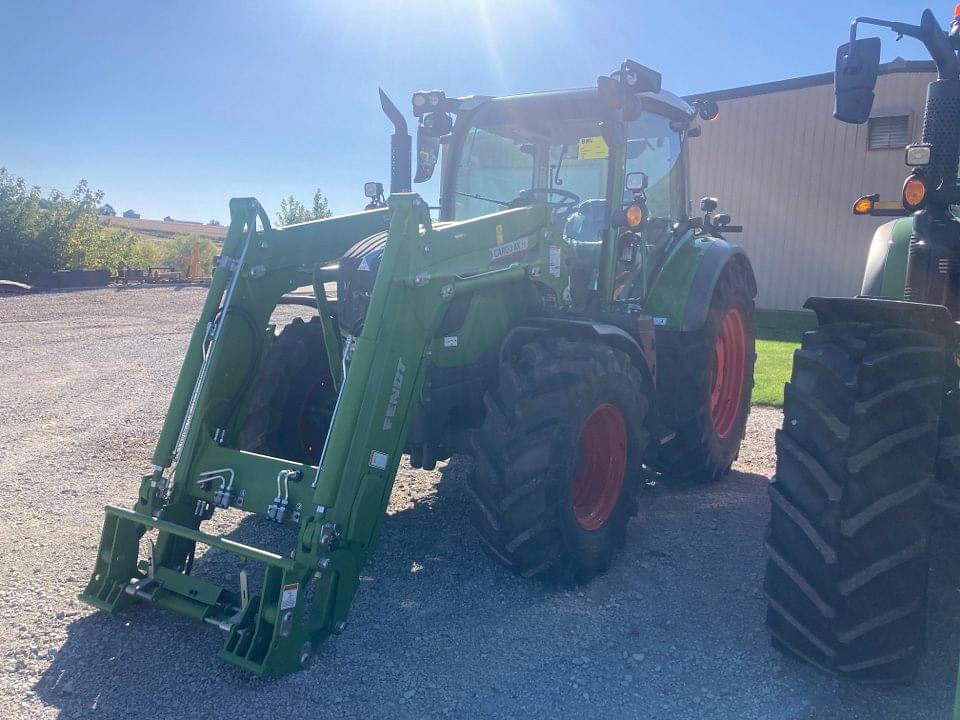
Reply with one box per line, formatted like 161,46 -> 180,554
379,89 -> 412,194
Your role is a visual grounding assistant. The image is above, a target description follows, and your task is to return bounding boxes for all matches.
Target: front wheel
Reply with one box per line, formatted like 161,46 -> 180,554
237,316 -> 337,465
467,337 -> 652,583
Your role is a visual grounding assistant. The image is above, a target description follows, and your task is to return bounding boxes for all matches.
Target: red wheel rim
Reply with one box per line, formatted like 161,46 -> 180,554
571,404 -> 628,531
710,308 -> 747,439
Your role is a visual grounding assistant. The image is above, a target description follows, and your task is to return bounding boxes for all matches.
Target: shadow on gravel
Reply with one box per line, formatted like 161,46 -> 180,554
31,458 -> 477,716
32,461 -> 960,719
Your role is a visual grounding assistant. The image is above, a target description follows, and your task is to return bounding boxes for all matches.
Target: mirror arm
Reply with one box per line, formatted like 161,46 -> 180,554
850,14 -> 960,80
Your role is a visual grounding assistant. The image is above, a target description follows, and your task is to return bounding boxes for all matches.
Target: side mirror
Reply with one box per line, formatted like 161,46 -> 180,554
625,171 -> 648,192
834,37 -> 881,124
364,181 -> 383,199
414,111 -> 452,183
700,197 -> 718,213
414,133 -> 440,183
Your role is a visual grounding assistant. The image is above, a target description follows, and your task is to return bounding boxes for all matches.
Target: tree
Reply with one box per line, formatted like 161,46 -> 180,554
276,188 -> 333,226
99,203 -> 116,216
0,168 -> 174,281
158,235 -> 217,276
312,189 -> 331,219
276,195 -> 313,226
208,219 -> 221,226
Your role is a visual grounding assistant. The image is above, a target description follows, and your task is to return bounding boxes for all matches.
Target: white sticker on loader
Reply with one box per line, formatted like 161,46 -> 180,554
444,336 -> 458,348
281,583 -> 299,609
549,245 -> 561,278
490,236 -> 528,261
369,450 -> 389,470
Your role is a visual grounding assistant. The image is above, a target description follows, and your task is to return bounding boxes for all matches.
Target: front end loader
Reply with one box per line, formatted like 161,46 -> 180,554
81,60 -> 757,675
764,7 -> 960,684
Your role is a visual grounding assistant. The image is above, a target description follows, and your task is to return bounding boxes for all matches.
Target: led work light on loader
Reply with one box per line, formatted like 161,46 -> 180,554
81,58 -> 757,676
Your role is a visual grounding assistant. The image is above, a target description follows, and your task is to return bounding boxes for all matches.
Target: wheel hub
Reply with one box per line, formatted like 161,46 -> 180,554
571,403 -> 628,531
710,307 -> 746,439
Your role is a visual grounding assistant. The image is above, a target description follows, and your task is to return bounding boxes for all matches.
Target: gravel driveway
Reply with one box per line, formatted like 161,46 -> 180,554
0,286 -> 957,719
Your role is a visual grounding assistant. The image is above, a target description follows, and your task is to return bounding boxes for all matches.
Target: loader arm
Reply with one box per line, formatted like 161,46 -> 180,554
81,193 -> 550,676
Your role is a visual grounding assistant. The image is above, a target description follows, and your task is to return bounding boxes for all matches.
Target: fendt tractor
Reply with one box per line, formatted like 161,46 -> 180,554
80,60 -> 757,675
765,7 -> 960,684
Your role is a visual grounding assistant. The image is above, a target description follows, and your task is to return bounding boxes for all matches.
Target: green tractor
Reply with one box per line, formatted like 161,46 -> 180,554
764,7 -> 960,684
80,60 -> 757,675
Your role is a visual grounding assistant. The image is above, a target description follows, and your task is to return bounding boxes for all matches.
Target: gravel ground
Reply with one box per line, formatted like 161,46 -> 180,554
0,286 -> 958,719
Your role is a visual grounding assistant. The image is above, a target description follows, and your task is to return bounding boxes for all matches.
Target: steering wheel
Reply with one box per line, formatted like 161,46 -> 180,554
511,187 -> 581,220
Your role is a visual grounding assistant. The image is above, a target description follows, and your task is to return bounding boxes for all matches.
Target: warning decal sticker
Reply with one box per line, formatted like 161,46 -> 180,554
549,245 -> 561,278
578,136 -> 609,160
281,583 -> 299,610
490,236 -> 529,262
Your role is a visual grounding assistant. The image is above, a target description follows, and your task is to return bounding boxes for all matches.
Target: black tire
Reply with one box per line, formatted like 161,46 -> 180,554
932,388 -> 960,517
657,260 -> 756,483
467,337 -> 651,583
764,319 -> 946,683
237,316 -> 337,465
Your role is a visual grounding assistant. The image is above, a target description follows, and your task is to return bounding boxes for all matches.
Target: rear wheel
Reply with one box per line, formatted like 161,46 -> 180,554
764,317 -> 945,682
467,337 -> 651,583
238,316 -> 337,465
657,260 -> 756,483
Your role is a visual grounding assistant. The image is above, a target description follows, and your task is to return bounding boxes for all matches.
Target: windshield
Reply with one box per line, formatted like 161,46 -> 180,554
453,127 -> 535,219
451,103 -> 609,222
451,104 -> 685,227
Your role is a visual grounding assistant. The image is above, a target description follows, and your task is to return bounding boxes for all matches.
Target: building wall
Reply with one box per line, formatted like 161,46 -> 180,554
686,70 -> 936,310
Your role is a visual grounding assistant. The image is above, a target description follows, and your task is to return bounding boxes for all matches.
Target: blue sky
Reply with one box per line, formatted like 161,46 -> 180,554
1,1 -> 938,223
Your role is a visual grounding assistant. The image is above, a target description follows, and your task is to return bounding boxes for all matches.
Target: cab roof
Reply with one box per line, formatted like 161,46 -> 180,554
467,86 -> 694,122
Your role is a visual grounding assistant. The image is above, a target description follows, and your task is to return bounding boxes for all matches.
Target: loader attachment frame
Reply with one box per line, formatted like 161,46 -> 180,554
81,193 -> 550,675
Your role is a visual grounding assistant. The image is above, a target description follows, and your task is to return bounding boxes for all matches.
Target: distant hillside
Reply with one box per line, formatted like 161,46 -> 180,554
105,216 -> 227,242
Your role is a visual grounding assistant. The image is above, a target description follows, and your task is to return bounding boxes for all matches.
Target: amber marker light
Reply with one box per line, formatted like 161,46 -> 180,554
902,175 -> 927,211
626,204 -> 644,228
853,195 -> 876,215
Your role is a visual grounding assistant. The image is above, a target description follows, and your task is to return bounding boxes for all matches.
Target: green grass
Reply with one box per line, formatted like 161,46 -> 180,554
753,339 -> 798,407
755,309 -> 816,342
748,308 -> 813,407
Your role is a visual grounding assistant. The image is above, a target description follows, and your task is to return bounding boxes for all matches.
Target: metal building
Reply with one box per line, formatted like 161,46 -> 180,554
686,59 -> 936,311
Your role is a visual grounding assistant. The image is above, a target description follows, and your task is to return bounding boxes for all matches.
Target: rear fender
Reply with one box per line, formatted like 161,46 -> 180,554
644,234 -> 757,332
499,317 -> 659,431
860,217 -> 911,299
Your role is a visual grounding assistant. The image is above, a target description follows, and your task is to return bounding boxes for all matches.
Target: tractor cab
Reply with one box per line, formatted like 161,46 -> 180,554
396,61 -> 721,312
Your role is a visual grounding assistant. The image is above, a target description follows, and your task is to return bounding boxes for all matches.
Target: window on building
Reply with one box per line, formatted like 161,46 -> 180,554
868,115 -> 910,150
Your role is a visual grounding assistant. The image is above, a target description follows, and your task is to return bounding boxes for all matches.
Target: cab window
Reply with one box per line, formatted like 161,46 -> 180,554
625,113 -> 685,223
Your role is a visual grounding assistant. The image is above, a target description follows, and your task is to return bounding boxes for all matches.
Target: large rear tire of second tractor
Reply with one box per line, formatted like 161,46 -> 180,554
468,337 -> 651,584
764,318 -> 946,683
